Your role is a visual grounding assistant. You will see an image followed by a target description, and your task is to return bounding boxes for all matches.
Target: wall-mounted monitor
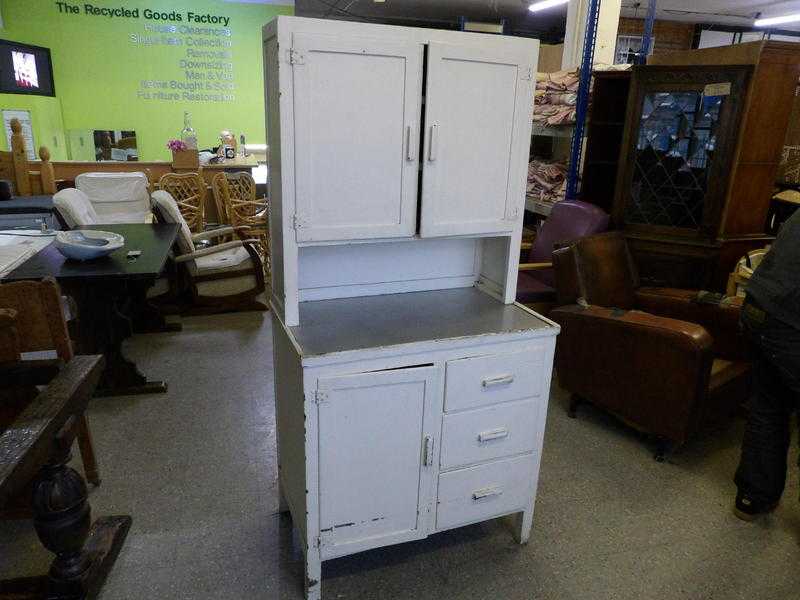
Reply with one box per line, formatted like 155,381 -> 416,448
0,40 -> 55,97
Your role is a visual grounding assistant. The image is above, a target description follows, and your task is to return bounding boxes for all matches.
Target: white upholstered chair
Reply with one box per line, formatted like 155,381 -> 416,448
53,188 -> 99,228
151,190 -> 266,313
75,171 -> 152,224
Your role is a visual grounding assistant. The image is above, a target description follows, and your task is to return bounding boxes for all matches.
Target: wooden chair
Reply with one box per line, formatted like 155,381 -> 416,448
151,190 -> 267,314
0,278 -> 101,485
158,172 -> 206,233
211,172 -> 270,288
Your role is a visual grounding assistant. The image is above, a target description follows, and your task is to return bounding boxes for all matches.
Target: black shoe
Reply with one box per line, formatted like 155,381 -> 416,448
733,494 -> 779,522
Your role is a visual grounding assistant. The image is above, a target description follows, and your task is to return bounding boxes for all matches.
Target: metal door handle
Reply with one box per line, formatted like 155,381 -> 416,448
482,374 -> 514,388
478,427 -> 510,443
423,436 -> 435,467
406,124 -> 415,161
428,124 -> 438,162
472,487 -> 503,501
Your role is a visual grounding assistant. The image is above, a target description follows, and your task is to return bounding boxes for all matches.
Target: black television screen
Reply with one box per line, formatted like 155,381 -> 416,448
0,40 -> 55,96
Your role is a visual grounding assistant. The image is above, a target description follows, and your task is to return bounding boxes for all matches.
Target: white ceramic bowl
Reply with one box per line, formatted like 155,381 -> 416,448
54,230 -> 125,261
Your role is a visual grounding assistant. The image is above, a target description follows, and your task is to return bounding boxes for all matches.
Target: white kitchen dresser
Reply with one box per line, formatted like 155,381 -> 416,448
264,17 -> 558,599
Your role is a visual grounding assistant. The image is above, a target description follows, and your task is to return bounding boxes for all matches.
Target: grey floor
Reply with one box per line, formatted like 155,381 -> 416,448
2,310 -> 799,599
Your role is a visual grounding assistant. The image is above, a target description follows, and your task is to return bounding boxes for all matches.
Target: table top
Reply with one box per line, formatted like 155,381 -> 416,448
1,223 -> 178,282
203,156 -> 259,169
289,288 -> 553,358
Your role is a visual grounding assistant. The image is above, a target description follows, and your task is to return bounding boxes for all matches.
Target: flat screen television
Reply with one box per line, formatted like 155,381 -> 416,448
0,40 -> 55,96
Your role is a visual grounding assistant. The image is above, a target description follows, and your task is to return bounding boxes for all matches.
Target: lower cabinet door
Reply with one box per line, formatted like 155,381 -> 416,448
316,365 -> 442,558
436,453 -> 536,531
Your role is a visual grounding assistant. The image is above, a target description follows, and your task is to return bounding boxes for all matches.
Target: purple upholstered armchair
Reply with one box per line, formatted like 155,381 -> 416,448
517,200 -> 609,308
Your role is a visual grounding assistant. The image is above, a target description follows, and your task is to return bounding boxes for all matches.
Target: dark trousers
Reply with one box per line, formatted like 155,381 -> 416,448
734,299 -> 800,504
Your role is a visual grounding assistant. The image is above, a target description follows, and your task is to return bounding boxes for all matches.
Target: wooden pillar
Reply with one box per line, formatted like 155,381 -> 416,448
38,146 -> 57,195
9,118 -> 32,196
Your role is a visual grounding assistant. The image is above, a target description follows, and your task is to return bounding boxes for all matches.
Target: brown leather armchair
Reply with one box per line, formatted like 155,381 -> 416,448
550,232 -> 751,460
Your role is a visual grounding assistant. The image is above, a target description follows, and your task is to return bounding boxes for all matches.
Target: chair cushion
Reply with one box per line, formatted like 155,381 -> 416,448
516,272 -> 556,304
53,188 -> 98,228
151,190 -> 194,255
190,245 -> 253,276
197,275 -> 258,298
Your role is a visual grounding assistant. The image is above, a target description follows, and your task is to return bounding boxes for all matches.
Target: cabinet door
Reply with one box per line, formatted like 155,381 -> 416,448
420,42 -> 533,237
316,365 -> 441,558
291,33 -> 423,243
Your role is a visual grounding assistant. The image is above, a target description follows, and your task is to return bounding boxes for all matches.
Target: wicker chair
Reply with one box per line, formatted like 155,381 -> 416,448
210,172 -> 270,289
158,172 -> 205,233
0,278 -> 101,485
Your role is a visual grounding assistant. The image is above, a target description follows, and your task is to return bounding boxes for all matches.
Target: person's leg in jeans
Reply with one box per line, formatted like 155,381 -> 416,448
734,309 -> 800,513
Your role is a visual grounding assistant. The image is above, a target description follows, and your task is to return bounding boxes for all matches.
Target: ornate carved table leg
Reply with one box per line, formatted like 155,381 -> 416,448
0,437 -> 131,600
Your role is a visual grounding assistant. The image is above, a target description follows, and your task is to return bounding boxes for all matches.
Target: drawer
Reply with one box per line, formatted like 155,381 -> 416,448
436,454 -> 535,531
444,350 -> 544,412
440,400 -> 539,469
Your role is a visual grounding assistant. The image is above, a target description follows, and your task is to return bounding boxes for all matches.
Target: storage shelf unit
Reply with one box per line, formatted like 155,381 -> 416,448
264,16 -> 558,600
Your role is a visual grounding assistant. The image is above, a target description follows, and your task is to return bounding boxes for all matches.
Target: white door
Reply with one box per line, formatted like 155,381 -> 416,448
420,42 -> 533,237
291,33 -> 423,243
316,365 -> 441,558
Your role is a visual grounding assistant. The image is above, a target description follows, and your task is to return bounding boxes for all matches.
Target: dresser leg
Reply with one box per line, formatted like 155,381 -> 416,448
513,502 -> 534,545
304,547 -> 322,600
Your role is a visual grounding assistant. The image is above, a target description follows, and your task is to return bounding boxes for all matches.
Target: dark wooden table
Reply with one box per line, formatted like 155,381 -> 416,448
1,224 -> 179,396
0,355 -> 131,600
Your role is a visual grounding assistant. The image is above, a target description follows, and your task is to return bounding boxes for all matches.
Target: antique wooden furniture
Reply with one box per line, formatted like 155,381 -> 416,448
0,119 -> 57,197
607,42 -> 800,292
550,232 -> 750,460
157,172 -> 205,232
265,17 -> 559,600
211,172 -> 270,284
75,172 -> 152,224
517,200 -> 609,309
0,278 -> 100,485
1,224 -> 179,396
151,191 -> 266,314
0,352 -> 131,600
581,70 -> 632,213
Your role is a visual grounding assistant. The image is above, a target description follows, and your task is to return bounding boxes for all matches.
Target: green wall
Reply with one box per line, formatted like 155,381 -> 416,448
0,0 -> 293,161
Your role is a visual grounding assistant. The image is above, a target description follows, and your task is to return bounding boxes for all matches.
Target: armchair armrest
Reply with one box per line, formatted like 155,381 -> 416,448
634,288 -> 745,360
550,304 -> 714,444
191,226 -> 250,242
519,262 -> 553,272
175,240 -> 245,263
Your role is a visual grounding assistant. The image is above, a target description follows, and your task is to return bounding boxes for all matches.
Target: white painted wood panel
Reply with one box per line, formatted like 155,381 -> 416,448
420,43 -> 533,238
316,366 -> 442,558
439,399 -> 539,470
444,350 -> 545,412
436,453 -> 537,531
298,238 -> 479,301
291,33 -> 422,243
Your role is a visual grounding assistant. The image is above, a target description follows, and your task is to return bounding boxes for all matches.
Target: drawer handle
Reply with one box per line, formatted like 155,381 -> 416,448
482,374 -> 514,388
478,427 -> 509,443
472,487 -> 503,501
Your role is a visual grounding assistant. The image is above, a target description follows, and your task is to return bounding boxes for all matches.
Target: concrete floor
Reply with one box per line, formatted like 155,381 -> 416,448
2,310 -> 799,599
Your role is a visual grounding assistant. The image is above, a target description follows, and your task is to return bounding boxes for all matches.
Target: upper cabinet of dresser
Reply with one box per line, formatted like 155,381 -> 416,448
285,30 -> 535,243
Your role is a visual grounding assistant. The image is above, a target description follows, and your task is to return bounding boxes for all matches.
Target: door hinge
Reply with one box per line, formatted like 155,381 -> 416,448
506,206 -> 519,220
314,390 -> 328,405
522,67 -> 533,81
288,49 -> 305,65
293,213 -> 309,230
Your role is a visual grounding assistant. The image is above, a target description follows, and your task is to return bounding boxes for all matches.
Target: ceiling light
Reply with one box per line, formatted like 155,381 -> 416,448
754,13 -> 800,27
529,0 -> 570,12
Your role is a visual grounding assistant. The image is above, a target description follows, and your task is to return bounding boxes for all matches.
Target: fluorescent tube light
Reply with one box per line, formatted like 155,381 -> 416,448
754,13 -> 800,27
529,0 -> 570,12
